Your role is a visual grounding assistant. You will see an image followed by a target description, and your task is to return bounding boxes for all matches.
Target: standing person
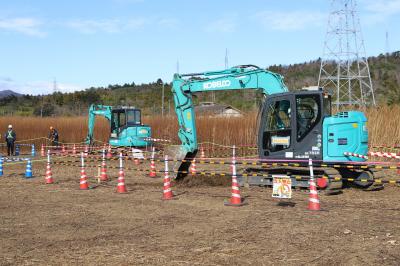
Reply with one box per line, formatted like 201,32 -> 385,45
49,126 -> 59,148
4,125 -> 16,156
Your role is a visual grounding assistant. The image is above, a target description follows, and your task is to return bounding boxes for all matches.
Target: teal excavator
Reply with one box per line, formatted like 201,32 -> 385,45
85,104 -> 151,147
170,65 -> 375,189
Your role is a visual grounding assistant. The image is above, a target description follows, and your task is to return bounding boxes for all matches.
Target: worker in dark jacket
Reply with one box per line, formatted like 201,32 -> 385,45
5,124 -> 16,156
49,126 -> 59,148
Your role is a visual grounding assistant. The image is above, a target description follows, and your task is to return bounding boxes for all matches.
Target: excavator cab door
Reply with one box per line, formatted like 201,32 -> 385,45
258,91 -> 325,160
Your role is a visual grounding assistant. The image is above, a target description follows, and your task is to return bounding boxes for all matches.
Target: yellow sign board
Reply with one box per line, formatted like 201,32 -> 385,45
272,175 -> 292,199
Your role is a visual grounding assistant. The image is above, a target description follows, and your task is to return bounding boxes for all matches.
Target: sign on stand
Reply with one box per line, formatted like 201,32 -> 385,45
272,175 -> 292,199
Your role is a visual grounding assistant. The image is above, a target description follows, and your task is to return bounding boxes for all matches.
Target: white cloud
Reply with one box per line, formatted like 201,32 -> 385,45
363,0 -> 400,15
205,17 -> 236,33
125,18 -> 147,30
158,18 -> 179,29
254,10 -> 326,31
361,0 -> 400,23
0,17 -> 46,37
0,78 -> 84,95
66,18 -> 147,34
66,19 -> 121,34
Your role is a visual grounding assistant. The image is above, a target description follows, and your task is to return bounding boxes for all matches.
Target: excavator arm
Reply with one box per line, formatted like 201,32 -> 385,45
85,104 -> 113,145
170,65 -> 288,177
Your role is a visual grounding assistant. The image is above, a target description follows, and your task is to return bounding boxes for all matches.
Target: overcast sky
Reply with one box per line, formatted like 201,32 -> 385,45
0,0 -> 399,95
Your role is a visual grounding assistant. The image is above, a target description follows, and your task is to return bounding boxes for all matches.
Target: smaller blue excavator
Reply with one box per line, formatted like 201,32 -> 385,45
85,104 -> 151,147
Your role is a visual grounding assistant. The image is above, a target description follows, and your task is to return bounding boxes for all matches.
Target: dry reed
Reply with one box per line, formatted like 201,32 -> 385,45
0,106 -> 398,149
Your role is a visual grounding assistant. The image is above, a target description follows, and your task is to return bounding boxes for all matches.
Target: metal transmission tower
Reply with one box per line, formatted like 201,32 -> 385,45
53,78 -> 59,93
225,48 -> 229,69
318,0 -> 375,109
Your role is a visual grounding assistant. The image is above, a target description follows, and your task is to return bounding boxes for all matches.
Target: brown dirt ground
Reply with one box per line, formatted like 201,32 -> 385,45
0,156 -> 400,266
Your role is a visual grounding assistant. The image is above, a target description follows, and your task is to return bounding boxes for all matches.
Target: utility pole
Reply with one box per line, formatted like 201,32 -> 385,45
225,48 -> 229,69
385,31 -> 390,64
161,83 -> 165,117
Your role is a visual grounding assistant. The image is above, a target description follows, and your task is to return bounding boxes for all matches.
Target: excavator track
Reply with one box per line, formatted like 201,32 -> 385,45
238,165 -> 345,193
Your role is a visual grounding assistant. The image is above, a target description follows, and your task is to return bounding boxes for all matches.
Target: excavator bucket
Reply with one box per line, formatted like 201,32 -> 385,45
165,146 -> 198,180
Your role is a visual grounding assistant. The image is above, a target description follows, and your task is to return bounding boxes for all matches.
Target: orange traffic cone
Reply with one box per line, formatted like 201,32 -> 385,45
162,155 -> 174,200
224,146 -> 246,207
84,145 -> 89,157
308,159 -> 321,211
100,149 -> 108,181
116,153 -> 127,193
72,144 -> 77,155
107,145 -> 112,159
45,150 -> 54,184
200,146 -> 205,159
190,158 -> 197,175
149,147 -> 157,178
41,144 -> 45,157
80,153 -> 89,190
62,145 -> 66,154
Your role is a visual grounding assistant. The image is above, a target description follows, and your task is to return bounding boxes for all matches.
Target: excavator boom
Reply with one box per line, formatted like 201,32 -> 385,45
170,65 -> 288,177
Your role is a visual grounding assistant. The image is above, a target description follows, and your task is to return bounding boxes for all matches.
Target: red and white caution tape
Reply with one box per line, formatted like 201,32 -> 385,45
344,152 -> 369,160
368,151 -> 400,160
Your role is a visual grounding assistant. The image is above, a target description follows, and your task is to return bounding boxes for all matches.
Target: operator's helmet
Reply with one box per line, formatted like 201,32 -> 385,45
50,126 -> 53,130
8,124 -> 12,129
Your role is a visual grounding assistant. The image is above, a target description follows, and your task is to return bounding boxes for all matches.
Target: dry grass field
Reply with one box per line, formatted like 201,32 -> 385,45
0,105 -> 399,148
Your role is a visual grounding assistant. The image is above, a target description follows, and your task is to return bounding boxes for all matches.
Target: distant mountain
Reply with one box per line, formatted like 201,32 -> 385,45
0,90 -> 22,98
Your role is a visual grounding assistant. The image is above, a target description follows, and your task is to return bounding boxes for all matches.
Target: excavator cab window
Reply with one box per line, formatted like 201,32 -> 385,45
263,99 -> 291,152
126,110 -> 141,126
296,95 -> 320,141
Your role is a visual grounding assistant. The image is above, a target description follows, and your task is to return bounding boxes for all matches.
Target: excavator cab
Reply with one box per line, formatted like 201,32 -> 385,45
258,90 -> 367,162
85,104 -> 151,148
109,108 -> 151,147
259,91 -> 327,160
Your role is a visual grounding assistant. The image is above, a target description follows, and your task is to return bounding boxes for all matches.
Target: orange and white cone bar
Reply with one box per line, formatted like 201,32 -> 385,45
149,147 -> 157,177
308,158 -> 321,211
45,150 -> 54,184
162,155 -> 174,200
190,158 -> 197,175
224,145 -> 246,207
80,152 -> 89,190
116,153 -> 128,193
100,149 -> 108,181
84,145 -> 89,157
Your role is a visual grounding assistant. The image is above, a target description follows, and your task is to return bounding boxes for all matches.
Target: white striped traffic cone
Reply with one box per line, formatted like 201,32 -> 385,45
116,153 -> 127,193
80,152 -> 89,190
224,146 -> 246,207
162,155 -> 174,200
308,158 -> 321,211
45,150 -> 54,184
190,158 -> 197,175
149,147 -> 157,178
